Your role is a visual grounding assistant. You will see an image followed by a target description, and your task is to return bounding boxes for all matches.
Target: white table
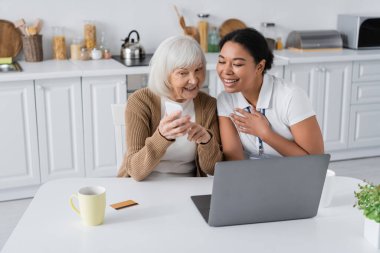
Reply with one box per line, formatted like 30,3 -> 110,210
2,176 -> 378,253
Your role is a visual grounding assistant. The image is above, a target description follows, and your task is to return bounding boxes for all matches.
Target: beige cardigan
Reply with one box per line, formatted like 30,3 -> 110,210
117,88 -> 223,181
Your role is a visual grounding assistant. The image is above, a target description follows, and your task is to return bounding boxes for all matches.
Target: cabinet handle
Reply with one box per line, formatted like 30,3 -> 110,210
36,85 -> 42,90
320,67 -> 326,72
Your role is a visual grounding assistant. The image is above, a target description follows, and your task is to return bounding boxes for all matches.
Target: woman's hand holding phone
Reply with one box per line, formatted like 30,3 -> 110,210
159,102 -> 190,140
159,101 -> 210,144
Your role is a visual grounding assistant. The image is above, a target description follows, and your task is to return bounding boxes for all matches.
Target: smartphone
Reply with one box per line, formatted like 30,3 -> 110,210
165,101 -> 183,116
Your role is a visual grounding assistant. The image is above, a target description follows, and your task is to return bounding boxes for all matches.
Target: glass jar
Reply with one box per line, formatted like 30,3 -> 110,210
208,26 -> 220,52
70,37 -> 82,60
84,20 -> 96,51
52,26 -> 67,60
103,49 -> 112,59
98,31 -> 106,51
276,37 -> 283,50
197,13 -> 209,52
79,48 -> 90,61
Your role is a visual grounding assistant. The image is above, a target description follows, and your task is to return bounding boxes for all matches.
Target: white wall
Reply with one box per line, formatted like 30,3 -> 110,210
1,0 -> 380,59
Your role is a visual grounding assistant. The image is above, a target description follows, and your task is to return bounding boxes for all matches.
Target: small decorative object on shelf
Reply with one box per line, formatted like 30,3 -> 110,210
354,181 -> 380,248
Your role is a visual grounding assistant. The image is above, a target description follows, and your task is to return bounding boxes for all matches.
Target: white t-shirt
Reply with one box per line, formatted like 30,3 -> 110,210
217,74 -> 315,159
154,97 -> 196,174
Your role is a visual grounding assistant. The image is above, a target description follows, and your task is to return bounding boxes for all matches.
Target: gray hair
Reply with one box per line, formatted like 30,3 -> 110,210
148,35 -> 206,98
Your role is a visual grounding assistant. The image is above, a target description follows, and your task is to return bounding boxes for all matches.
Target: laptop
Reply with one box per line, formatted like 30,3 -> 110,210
191,154 -> 331,227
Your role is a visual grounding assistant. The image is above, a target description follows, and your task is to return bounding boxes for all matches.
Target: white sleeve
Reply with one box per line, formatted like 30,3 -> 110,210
286,87 -> 316,126
217,92 -> 234,117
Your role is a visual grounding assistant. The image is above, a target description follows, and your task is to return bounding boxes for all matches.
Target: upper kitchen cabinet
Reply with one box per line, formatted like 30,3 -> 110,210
35,77 -> 85,182
82,75 -> 127,177
0,81 -> 40,199
284,62 -> 352,152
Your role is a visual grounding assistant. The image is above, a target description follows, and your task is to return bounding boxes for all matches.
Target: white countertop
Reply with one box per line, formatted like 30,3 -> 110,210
274,48 -> 380,64
0,53 -> 288,83
0,59 -> 131,82
2,50 -> 380,82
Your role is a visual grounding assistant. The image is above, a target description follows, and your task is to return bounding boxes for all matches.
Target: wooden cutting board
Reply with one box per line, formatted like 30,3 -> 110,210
219,18 -> 247,39
0,19 -> 22,58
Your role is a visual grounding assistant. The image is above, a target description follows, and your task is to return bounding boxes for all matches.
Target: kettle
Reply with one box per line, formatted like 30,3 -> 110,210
120,30 -> 145,60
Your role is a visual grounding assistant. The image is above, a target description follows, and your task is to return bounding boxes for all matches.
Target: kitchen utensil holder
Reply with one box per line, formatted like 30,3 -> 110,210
22,35 -> 43,62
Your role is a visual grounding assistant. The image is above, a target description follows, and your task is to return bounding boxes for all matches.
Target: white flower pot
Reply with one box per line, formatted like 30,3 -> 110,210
364,217 -> 380,248
320,169 -> 336,207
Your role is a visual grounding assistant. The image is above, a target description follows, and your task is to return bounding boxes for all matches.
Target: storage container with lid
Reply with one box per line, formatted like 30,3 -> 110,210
52,26 -> 67,60
84,20 -> 96,50
198,13 -> 209,52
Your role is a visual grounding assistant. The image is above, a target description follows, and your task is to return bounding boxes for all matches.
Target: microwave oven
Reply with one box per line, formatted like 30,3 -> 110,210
337,14 -> 380,49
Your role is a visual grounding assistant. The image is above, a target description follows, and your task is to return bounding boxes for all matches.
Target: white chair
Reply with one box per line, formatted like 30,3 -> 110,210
111,104 -> 127,170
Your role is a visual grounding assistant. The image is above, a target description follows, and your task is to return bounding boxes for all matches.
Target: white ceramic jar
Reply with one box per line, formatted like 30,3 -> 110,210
91,48 -> 102,60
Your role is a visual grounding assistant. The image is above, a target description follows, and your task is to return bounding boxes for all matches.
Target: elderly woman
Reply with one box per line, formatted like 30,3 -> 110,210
118,35 -> 223,181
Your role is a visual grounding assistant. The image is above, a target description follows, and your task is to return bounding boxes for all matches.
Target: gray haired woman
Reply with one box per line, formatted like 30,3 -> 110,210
118,35 -> 223,181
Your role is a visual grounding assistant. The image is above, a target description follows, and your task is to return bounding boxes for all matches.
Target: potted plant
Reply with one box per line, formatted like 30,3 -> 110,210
354,181 -> 380,248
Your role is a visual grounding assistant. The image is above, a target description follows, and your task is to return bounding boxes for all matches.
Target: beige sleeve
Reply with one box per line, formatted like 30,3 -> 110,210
196,99 -> 223,176
118,94 -> 173,181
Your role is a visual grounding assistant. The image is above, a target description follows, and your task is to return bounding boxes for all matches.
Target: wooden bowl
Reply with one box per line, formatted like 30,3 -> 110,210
219,19 -> 247,39
0,19 -> 22,58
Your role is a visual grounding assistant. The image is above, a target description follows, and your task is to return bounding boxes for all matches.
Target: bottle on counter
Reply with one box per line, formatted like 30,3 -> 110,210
197,13 -> 209,52
98,31 -> 109,58
276,37 -> 283,50
208,26 -> 220,52
97,31 -> 112,59
52,26 -> 67,60
70,37 -> 82,60
84,20 -> 96,51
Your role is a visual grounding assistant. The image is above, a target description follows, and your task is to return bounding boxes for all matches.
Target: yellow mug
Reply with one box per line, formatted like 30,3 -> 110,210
69,186 -> 106,226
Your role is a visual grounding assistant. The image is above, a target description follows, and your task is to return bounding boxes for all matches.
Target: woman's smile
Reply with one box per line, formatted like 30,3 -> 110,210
222,78 -> 239,87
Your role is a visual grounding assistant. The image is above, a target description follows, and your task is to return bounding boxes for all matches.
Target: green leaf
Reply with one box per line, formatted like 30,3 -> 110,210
354,181 -> 380,223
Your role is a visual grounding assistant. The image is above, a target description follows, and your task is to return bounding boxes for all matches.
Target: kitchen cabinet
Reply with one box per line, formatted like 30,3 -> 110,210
349,61 -> 380,148
349,104 -> 380,148
284,62 -> 352,152
82,75 -> 127,177
0,81 -> 40,198
0,74 -> 126,200
35,78 -> 85,182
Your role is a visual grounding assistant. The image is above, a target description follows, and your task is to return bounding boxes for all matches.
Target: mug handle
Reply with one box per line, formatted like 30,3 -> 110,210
69,193 -> 80,216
